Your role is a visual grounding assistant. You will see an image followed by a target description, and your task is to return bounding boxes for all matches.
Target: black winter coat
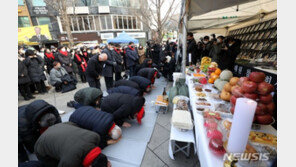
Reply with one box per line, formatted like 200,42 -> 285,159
114,79 -> 140,90
44,53 -> 55,73
107,86 -> 141,96
112,50 -> 123,73
61,74 -> 77,93
18,59 -> 31,85
129,76 -> 151,92
219,40 -> 241,71
18,100 -> 61,153
101,93 -> 145,126
125,47 -> 139,67
57,52 -> 73,74
24,56 -> 46,82
102,48 -> 116,77
187,38 -> 198,64
137,68 -> 157,81
34,123 -> 101,167
74,53 -> 88,75
85,54 -> 103,82
69,106 -> 114,148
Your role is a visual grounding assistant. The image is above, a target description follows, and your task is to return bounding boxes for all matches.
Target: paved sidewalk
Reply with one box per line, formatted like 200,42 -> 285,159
18,78 -> 200,167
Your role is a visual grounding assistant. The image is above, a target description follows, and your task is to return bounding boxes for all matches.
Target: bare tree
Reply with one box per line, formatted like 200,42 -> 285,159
44,0 -> 78,47
135,0 -> 180,44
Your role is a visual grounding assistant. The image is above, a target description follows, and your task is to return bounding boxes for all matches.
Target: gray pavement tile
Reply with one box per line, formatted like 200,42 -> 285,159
164,122 -> 171,131
141,148 -> 165,167
156,110 -> 172,127
153,140 -> 198,167
147,124 -> 170,151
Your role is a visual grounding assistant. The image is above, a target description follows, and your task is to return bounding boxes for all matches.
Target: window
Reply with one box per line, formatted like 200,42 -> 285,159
106,15 -> 112,29
78,17 -> 84,31
128,16 -> 132,29
37,17 -> 52,30
94,16 -> 101,30
118,16 -> 123,29
32,0 -> 46,6
18,16 -> 30,27
113,16 -> 118,29
100,16 -> 107,30
18,0 -> 24,6
75,0 -> 92,6
112,15 -> 141,30
110,0 -> 131,7
97,0 -> 109,6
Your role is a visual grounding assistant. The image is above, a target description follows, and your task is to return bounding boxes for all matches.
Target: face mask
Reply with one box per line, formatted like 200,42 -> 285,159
61,48 -> 66,52
21,50 -> 25,54
67,49 -> 70,52
110,48 -> 114,51
217,39 -> 221,43
204,41 -> 208,44
87,51 -> 91,53
229,43 -> 233,47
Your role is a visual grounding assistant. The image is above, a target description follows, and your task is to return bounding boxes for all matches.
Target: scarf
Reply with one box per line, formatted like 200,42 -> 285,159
128,45 -> 135,51
83,52 -> 88,57
83,147 -> 102,167
151,71 -> 158,84
45,52 -> 55,60
59,50 -> 68,56
137,107 -> 145,124
108,123 -> 116,133
75,54 -> 88,72
114,48 -> 121,54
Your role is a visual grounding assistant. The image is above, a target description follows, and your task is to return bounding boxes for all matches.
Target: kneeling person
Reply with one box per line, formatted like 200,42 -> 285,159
34,123 -> 110,167
70,87 -> 103,109
69,106 -> 122,149
49,61 -> 68,92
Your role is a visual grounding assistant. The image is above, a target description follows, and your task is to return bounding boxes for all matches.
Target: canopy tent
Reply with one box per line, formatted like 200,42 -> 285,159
107,31 -> 139,44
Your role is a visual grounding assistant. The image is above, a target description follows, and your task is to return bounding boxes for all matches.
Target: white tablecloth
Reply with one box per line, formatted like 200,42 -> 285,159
186,75 -> 277,167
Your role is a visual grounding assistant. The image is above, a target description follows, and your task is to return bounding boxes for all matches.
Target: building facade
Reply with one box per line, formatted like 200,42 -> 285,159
18,0 -> 33,28
22,0 -> 149,46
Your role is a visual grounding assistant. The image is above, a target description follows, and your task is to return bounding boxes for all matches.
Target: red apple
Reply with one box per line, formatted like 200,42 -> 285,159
230,96 -> 237,105
230,106 -> 235,115
257,82 -> 274,95
249,72 -> 266,83
256,114 -> 273,125
255,103 -> 267,115
244,93 -> 258,100
241,81 -> 258,93
231,86 -> 244,97
266,102 -> 275,115
259,94 -> 273,104
238,77 -> 249,86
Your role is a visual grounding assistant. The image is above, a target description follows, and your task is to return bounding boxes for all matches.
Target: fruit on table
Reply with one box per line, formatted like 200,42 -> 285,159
216,81 -> 228,91
248,131 -> 277,146
215,68 -> 221,75
266,102 -> 275,115
199,77 -> 208,84
230,85 -> 240,93
207,128 -> 223,139
229,77 -> 239,86
231,86 -> 244,97
210,73 -> 219,80
244,93 -> 258,100
214,79 -> 222,88
241,81 -> 258,93
220,70 -> 233,81
257,82 -> 274,95
255,103 -> 267,115
230,106 -> 235,114
237,77 -> 249,86
259,94 -> 273,104
209,138 -> 226,156
255,114 -> 273,124
208,78 -> 215,84
223,120 -> 232,130
230,95 -> 237,105
220,90 -> 231,101
223,83 -> 232,92
249,72 -> 266,83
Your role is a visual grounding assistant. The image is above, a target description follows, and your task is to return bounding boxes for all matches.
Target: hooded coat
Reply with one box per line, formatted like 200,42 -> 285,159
34,122 -> 102,167
69,106 -> 114,149
114,79 -> 140,91
24,56 -> 46,82
74,87 -> 103,107
18,59 -> 31,85
85,54 -> 103,82
107,86 -> 141,96
18,100 -> 61,153
100,93 -> 145,126
129,76 -> 151,92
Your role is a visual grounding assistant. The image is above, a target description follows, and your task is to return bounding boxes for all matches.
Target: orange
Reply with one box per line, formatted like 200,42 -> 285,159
215,68 -> 221,75
208,78 -> 215,84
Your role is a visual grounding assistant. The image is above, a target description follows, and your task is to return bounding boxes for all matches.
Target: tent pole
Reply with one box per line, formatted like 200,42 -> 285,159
182,13 -> 187,74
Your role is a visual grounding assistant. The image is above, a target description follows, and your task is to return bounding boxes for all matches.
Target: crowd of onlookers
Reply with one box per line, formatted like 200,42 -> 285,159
185,32 -> 241,72
18,40 -> 178,100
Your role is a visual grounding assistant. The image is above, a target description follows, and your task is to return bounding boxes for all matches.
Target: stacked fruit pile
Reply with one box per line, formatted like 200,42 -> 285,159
200,57 -> 211,73
230,72 -> 275,125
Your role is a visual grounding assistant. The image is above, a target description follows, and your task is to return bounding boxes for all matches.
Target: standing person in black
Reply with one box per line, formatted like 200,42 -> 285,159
74,50 -> 88,83
18,53 -> 35,101
24,49 -> 48,94
85,50 -> 107,89
220,37 -> 241,71
44,48 -> 55,74
187,32 -> 198,65
113,44 -> 124,81
102,43 -> 117,90
201,36 -> 212,58
125,42 -> 139,77
151,42 -> 161,67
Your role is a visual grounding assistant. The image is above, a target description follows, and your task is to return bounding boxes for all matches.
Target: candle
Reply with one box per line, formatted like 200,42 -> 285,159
227,98 -> 257,154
